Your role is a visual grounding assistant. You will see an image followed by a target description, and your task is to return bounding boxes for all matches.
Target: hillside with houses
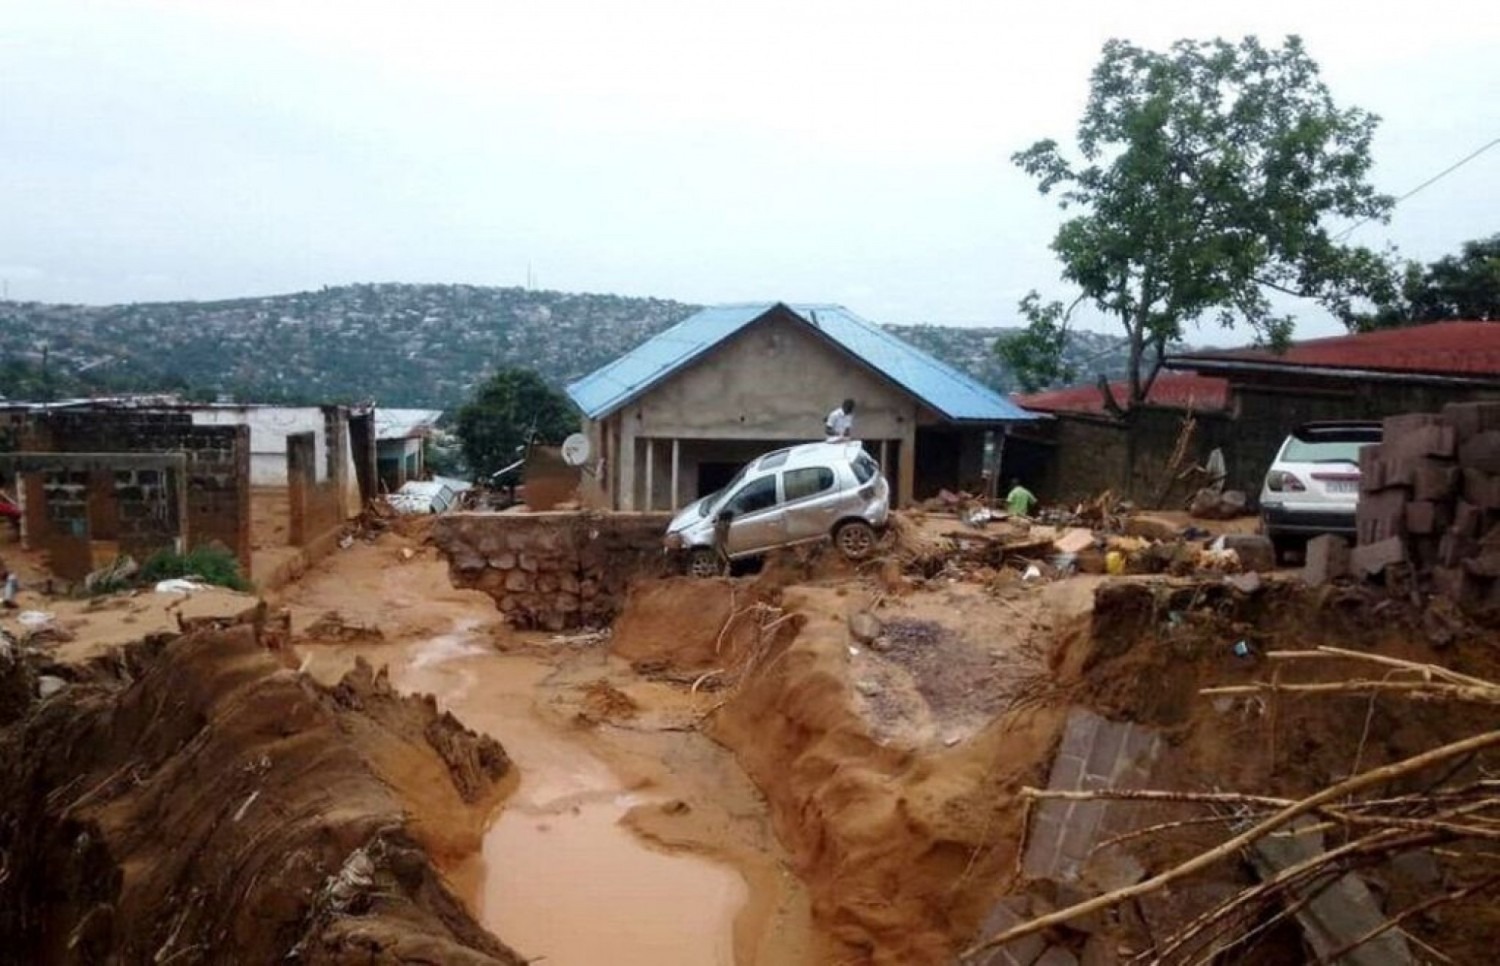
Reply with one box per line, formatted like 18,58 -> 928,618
0,284 -> 1146,406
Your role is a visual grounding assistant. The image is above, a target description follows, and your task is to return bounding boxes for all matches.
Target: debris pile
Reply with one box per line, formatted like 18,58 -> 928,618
1351,404 -> 1500,610
969,580 -> 1500,966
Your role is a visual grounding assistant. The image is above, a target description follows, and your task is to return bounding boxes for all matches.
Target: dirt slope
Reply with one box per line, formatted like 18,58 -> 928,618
0,626 -> 522,966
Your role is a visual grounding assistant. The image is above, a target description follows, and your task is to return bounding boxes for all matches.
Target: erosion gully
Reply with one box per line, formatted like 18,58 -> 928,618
290,543 -> 800,966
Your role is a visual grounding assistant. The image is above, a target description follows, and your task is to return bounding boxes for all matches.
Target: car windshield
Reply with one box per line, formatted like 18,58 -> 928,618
695,462 -> 753,517
1281,438 -> 1366,464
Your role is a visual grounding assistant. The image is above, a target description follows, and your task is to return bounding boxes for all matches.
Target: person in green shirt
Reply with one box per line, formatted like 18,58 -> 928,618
1005,478 -> 1038,517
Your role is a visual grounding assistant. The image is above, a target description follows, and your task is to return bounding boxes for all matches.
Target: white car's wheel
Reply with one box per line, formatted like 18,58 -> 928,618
834,521 -> 877,560
686,547 -> 721,578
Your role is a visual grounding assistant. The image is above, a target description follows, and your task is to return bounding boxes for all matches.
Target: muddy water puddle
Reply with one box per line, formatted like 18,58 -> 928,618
304,626 -> 746,966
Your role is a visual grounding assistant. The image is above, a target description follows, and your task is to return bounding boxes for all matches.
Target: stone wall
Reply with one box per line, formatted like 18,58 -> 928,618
432,512 -> 674,630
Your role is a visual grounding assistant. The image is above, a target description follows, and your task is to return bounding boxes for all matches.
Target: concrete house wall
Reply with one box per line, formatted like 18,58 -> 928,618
583,312 -> 934,511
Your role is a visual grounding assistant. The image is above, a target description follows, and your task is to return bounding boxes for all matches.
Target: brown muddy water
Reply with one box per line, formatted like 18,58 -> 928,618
303,622 -> 748,966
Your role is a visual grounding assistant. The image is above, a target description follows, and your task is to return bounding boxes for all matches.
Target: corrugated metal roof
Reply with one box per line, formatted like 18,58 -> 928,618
566,302 -> 1039,423
375,407 -> 444,440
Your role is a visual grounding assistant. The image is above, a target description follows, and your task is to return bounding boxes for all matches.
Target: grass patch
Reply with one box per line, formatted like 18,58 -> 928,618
139,545 -> 253,593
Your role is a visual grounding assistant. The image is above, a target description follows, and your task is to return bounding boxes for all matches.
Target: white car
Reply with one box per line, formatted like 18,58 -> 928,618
664,440 -> 891,577
1259,421 -> 1381,551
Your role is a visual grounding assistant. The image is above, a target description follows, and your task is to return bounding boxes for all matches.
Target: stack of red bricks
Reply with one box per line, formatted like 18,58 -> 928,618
1349,402 -> 1500,609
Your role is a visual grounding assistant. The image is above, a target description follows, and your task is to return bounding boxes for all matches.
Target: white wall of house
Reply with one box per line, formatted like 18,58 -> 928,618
190,407 -> 332,485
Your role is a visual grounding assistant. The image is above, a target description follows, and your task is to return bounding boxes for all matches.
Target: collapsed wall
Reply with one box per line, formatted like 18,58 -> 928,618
433,511 -> 672,630
0,626 -> 523,965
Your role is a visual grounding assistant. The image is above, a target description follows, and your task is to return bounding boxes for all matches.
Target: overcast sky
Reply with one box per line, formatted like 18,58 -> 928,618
3,0 -> 1497,343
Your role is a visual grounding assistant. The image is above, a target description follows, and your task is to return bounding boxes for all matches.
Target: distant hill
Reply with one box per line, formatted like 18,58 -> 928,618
0,285 -> 1142,407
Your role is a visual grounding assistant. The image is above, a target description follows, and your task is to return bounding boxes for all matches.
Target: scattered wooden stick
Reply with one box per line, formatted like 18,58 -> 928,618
1267,646 -> 1497,691
961,728 -> 1500,960
1199,680 -> 1500,705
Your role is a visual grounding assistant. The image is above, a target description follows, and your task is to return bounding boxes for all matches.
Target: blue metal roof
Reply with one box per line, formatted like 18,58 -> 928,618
566,302 -> 1041,423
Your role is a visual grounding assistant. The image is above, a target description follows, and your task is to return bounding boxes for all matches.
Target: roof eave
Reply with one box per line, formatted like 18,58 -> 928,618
1167,356 -> 1500,387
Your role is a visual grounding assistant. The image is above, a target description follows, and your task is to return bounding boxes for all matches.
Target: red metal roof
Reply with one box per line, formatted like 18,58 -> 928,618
1171,321 -> 1500,377
1015,372 -> 1229,415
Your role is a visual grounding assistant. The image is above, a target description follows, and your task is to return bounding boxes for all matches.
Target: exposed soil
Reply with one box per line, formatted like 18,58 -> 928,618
11,501 -> 1498,966
283,531 -> 814,966
0,624 -> 519,965
1023,579 -> 1500,964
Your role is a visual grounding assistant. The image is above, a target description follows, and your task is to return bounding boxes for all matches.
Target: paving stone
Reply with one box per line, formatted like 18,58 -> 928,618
1302,534 -> 1351,586
1412,460 -> 1460,502
1453,500 -> 1484,538
1357,444 -> 1386,493
975,897 -> 1046,966
1350,536 -> 1406,577
1251,817 -> 1413,966
1403,500 -> 1449,535
1356,490 -> 1408,544
1459,431 -> 1500,473
1464,468 -> 1500,509
1444,401 -> 1500,441
1386,422 -> 1456,460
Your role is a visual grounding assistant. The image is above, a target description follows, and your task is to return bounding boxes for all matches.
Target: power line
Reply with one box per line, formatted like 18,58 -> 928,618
1336,134 -> 1500,241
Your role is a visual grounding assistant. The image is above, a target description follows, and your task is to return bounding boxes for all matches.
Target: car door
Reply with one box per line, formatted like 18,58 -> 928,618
781,465 -> 840,541
720,474 -> 785,555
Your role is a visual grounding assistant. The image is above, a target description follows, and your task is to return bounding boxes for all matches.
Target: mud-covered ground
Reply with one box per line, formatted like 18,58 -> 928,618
6,512 -> 1500,965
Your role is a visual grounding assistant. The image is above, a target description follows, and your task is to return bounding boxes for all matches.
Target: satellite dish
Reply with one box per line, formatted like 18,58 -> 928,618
561,433 -> 592,467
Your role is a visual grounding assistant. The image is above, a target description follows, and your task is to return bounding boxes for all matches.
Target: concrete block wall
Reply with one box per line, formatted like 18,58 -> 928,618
433,512 -> 673,631
23,410 -> 251,571
1354,403 -> 1500,609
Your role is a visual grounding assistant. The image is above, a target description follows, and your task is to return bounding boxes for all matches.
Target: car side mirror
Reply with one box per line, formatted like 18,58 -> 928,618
716,509 -> 735,524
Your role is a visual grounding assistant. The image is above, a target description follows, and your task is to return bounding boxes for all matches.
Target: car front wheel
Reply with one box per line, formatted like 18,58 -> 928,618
686,547 -> 721,578
834,520 -> 877,560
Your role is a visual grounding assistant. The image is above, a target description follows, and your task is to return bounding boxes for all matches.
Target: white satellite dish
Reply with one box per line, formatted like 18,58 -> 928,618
561,433 -> 592,467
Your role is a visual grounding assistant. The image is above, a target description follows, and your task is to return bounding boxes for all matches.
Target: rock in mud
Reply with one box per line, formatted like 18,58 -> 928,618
848,610 -> 884,644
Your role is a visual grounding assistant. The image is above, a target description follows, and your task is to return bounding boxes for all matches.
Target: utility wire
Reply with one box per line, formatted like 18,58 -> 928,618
1335,134 -> 1500,241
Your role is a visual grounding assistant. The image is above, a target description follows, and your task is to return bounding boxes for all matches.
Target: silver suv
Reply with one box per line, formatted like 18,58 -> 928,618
664,440 -> 891,577
1259,421 -> 1381,551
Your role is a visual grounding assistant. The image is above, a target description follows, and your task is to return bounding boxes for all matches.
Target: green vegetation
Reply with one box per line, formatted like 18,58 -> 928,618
1356,234 -> 1500,329
1013,35 -> 1394,407
994,293 -> 1077,393
139,546 -> 252,593
453,368 -> 579,478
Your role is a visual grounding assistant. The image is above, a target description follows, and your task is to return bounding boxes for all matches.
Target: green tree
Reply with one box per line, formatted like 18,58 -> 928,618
1356,234 -> 1500,328
1014,35 -> 1395,408
454,368 -> 578,478
994,291 -> 1078,393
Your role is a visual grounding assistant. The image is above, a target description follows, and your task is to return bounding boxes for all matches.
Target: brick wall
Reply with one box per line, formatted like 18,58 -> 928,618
1223,379 -> 1500,495
22,410 -> 251,571
433,512 -> 673,630
1014,406 -> 1234,507
287,431 -> 344,548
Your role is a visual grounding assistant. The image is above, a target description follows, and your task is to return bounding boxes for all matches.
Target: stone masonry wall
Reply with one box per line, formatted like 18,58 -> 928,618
433,512 -> 673,631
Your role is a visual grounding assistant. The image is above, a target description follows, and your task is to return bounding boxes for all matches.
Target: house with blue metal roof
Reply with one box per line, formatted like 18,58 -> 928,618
566,302 -> 1040,510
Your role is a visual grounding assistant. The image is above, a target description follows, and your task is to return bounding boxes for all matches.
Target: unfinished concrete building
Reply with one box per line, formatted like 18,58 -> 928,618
566,302 -> 1040,510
